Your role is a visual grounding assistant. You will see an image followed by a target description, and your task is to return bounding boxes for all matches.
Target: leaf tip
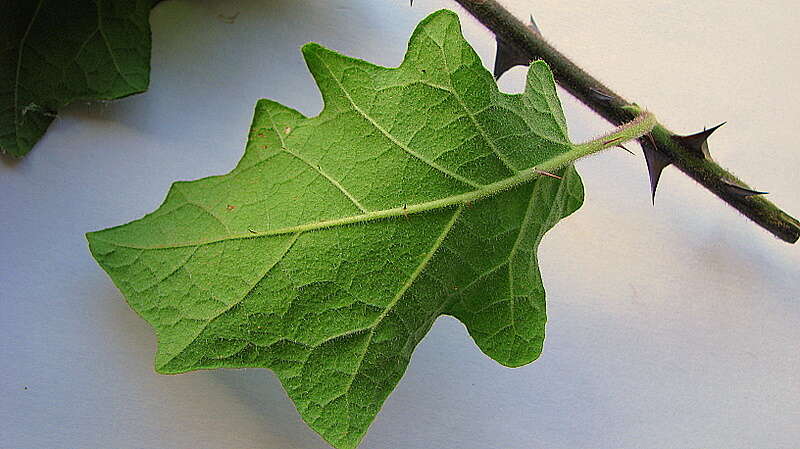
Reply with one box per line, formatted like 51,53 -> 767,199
85,230 -> 111,257
428,8 -> 459,20
300,41 -> 324,58
413,8 -> 462,36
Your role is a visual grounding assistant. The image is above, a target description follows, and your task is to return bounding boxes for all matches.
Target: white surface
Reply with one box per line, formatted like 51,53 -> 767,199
2,1 -> 799,448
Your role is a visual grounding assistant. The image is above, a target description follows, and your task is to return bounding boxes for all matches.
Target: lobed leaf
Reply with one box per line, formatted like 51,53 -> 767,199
88,10 -> 584,449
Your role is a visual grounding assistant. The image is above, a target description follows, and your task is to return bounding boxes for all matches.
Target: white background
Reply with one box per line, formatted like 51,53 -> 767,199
2,1 -> 799,448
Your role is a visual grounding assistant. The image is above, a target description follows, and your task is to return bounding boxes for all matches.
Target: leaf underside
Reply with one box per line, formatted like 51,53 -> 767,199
88,10 -> 584,449
1,0 -> 158,157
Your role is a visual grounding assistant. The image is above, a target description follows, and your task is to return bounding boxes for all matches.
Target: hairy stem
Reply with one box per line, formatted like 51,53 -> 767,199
573,110 -> 656,157
454,0 -> 800,244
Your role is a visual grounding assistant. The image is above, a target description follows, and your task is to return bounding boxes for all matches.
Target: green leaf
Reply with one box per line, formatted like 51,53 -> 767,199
1,0 -> 158,157
88,10 -> 588,449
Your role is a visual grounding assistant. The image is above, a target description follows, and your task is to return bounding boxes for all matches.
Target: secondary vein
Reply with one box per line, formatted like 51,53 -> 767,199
311,50 -> 482,189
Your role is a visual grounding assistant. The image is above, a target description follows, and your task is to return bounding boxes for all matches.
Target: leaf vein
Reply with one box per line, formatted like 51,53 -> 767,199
311,51 -> 481,189
158,233 -> 300,369
433,32 -> 519,174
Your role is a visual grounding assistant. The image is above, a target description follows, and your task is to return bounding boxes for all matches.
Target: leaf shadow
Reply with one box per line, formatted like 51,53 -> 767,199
206,368 -> 327,448
95,279 -> 320,448
360,315 -> 623,449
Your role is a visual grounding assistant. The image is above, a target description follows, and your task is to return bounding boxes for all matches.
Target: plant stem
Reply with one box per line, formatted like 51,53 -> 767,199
573,111 -> 656,157
453,0 -> 800,244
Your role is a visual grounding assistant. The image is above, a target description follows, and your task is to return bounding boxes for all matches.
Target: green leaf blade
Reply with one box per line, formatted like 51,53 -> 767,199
1,0 -> 157,157
88,9 -> 586,448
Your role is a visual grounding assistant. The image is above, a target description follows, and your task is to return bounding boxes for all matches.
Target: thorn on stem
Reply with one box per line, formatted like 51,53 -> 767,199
721,179 -> 767,197
588,87 -> 614,103
641,133 -> 670,203
672,122 -> 726,159
528,14 -> 542,34
493,15 -> 541,79
493,38 -> 529,79
617,144 -> 635,155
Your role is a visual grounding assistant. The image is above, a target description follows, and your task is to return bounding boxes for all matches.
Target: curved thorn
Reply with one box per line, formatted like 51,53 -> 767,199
672,122 -> 726,159
493,39 -> 528,79
617,144 -> 635,155
529,14 -> 542,34
589,87 -> 614,103
493,15 -> 541,79
642,134 -> 670,204
721,179 -> 768,197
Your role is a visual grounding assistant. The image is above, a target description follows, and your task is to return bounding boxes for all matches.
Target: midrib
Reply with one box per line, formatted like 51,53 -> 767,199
90,110 -> 654,251
92,162 -> 566,250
